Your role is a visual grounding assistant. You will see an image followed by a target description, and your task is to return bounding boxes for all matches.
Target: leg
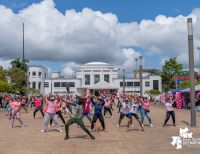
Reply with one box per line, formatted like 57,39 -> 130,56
57,111 -> 65,125
39,107 -> 44,117
91,114 -> 98,129
64,118 -> 75,140
85,112 -> 92,123
98,114 -> 105,130
43,113 -> 52,131
108,108 -> 112,116
141,108 -> 145,124
171,111 -> 176,126
77,118 -> 95,139
33,108 -> 39,118
145,111 -> 152,125
118,113 -> 125,125
52,114 -> 61,131
163,112 -> 170,127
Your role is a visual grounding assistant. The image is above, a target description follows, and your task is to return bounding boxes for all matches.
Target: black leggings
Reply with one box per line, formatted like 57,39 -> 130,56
104,107 -> 112,116
33,106 -> 44,118
91,114 -> 105,130
164,111 -> 175,126
50,111 -> 65,125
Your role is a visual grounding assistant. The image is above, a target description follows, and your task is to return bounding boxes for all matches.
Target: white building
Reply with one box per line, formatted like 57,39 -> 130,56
28,62 -> 162,95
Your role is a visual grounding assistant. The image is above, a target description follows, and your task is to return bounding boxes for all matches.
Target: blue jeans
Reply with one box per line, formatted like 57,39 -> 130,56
84,112 -> 92,122
197,106 -> 200,112
141,108 -> 152,124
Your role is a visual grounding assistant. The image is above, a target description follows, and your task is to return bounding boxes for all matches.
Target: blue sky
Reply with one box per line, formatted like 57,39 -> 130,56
0,0 -> 200,75
1,0 -> 199,22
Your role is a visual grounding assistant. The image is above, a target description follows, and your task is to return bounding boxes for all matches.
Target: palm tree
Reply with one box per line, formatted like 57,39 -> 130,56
10,58 -> 29,71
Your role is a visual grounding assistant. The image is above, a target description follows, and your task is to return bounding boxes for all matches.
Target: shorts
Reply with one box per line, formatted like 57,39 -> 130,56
12,109 -> 20,119
129,113 -> 139,120
120,112 -> 129,119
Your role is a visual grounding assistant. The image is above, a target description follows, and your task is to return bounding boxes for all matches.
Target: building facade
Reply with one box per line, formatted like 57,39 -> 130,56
28,62 -> 162,95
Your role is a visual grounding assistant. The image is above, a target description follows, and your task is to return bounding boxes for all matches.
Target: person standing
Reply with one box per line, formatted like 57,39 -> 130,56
64,97 -> 95,140
33,95 -> 44,118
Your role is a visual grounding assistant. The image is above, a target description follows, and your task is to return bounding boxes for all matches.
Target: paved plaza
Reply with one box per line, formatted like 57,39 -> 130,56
0,105 -> 200,154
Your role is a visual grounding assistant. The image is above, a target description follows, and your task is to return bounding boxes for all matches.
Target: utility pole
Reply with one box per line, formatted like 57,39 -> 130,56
123,69 -> 125,96
139,56 -> 143,96
187,18 -> 196,127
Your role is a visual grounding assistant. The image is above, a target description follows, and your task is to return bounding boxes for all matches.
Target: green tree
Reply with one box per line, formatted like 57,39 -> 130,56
0,80 -> 11,92
161,57 -> 183,91
0,66 -> 6,81
146,89 -> 161,95
10,58 -> 28,71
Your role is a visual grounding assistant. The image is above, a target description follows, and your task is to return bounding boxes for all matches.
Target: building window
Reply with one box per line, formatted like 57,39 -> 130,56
85,74 -> 90,85
38,82 -> 41,90
103,70 -> 110,72
94,74 -> 100,84
127,82 -> 133,87
54,82 -> 61,87
28,72 -> 30,77
104,74 -> 110,83
83,70 -> 91,72
93,70 -> 101,72
120,82 -> 126,87
32,71 -> 36,77
145,81 -> 150,87
134,82 -> 140,87
61,82 -> 67,87
45,73 -> 47,78
32,82 -> 36,89
153,80 -> 159,90
67,82 -> 75,87
38,72 -> 42,77
44,82 -> 49,87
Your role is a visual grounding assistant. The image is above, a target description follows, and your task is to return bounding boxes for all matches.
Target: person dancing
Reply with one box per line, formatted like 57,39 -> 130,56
33,95 -> 44,118
64,96 -> 95,140
162,94 -> 176,127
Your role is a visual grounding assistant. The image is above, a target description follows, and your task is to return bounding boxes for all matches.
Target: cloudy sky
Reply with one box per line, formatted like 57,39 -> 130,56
0,0 -> 200,76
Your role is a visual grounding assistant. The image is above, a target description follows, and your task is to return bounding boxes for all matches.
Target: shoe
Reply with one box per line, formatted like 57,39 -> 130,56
116,124 -> 120,128
150,124 -> 153,127
41,129 -> 45,133
173,124 -> 176,127
131,125 -> 135,128
142,124 -> 144,127
91,136 -> 95,140
103,129 -> 108,132
64,136 -> 69,140
57,129 -> 63,132
21,125 -> 24,128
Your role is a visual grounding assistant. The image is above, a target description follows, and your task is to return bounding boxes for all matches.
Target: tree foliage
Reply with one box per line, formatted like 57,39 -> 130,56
161,57 -> 183,91
146,89 -> 161,95
0,80 -> 11,92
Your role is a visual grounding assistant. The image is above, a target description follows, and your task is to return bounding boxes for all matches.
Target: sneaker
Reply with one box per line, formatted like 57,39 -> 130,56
21,125 -> 24,128
41,129 -> 45,133
173,124 -> 176,127
142,124 -> 144,127
103,129 -> 108,132
150,124 -> 153,127
64,136 -> 69,140
131,125 -> 135,128
91,136 -> 95,140
57,129 -> 63,132
116,124 -> 120,128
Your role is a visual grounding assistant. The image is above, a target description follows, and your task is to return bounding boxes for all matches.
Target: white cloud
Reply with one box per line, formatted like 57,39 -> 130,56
61,62 -> 80,77
0,58 -> 11,69
0,0 -> 199,72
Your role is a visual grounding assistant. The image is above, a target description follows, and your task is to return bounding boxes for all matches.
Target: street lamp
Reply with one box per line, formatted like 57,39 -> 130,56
139,56 -> 143,96
122,69 -> 125,96
197,46 -> 200,75
187,17 -> 196,127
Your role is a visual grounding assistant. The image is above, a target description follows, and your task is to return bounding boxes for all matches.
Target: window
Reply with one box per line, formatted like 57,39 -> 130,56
54,82 -> 61,87
93,70 -> 101,72
28,72 -> 30,77
85,74 -> 90,85
67,82 -> 75,87
61,82 -> 67,87
127,82 -> 133,87
103,70 -> 110,72
38,72 -> 42,77
83,70 -> 91,72
32,82 -> 36,89
145,81 -> 150,87
104,74 -> 110,83
120,82 -> 126,87
134,82 -> 140,87
94,74 -> 100,84
32,71 -> 36,77
44,82 -> 49,87
45,73 -> 47,78
153,80 -> 159,90
38,82 -> 41,90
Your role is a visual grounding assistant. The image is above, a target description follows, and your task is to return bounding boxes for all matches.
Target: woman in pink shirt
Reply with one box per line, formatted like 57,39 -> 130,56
10,96 -> 24,128
162,94 -> 176,127
41,95 -> 62,132
33,95 -> 44,118
83,96 -> 92,123
103,98 -> 113,117
141,96 -> 153,127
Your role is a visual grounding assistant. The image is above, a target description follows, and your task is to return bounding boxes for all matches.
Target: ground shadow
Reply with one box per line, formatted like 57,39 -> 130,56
181,121 -> 190,126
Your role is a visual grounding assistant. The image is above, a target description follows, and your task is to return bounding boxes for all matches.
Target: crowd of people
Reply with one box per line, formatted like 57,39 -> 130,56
0,90 -> 198,140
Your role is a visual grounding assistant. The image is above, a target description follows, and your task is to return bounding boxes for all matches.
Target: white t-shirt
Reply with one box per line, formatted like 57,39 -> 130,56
120,102 -> 130,114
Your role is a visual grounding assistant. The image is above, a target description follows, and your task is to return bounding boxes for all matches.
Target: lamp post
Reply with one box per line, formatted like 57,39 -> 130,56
139,56 -> 143,96
187,18 -> 196,127
197,46 -> 200,75
123,69 -> 125,96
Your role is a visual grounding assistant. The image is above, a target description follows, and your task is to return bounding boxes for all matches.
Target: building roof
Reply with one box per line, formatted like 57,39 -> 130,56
29,65 -> 48,70
84,62 -> 109,66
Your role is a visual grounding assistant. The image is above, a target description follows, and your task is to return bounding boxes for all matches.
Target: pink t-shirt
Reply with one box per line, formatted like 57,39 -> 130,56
104,100 -> 111,108
35,99 -> 41,108
46,101 -> 56,114
12,101 -> 21,110
142,101 -> 150,110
